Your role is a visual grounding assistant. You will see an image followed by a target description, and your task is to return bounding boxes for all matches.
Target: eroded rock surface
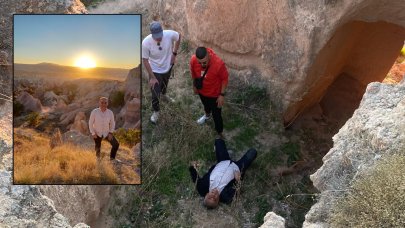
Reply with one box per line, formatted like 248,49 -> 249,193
0,1 -> 94,227
303,81 -> 405,227
93,0 -> 405,126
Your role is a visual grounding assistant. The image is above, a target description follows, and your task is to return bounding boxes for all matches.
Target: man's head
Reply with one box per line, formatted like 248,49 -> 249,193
99,97 -> 108,111
150,21 -> 163,41
204,188 -> 220,209
196,47 -> 210,69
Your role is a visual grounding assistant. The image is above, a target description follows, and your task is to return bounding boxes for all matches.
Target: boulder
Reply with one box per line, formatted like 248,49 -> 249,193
70,111 -> 89,135
17,91 -> 43,112
260,212 -> 286,228
303,82 -> 405,227
124,66 -> 141,102
62,130 -> 94,149
122,98 -> 140,129
43,90 -> 58,106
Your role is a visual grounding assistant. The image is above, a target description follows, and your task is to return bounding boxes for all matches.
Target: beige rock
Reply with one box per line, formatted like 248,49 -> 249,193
304,82 -> 405,227
260,212 -> 285,228
122,98 -> 140,129
109,0 -> 405,127
43,90 -> 58,106
124,66 -> 141,102
0,1 -> 88,227
70,111 -> 89,135
17,91 -> 43,112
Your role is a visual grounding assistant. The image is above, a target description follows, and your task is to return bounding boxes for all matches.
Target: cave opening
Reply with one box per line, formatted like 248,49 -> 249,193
286,20 -> 405,164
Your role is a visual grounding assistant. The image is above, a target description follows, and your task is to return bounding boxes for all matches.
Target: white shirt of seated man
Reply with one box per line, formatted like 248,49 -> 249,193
209,160 -> 240,194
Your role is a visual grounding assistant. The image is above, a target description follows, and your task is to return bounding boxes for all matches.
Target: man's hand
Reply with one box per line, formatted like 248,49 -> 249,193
149,77 -> 159,89
107,133 -> 113,141
234,171 -> 241,182
217,95 -> 225,107
170,54 -> 176,65
190,161 -> 200,169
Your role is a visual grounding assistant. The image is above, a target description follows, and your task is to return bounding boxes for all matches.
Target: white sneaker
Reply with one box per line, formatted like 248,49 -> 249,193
197,114 -> 211,125
150,111 -> 159,123
161,94 -> 175,103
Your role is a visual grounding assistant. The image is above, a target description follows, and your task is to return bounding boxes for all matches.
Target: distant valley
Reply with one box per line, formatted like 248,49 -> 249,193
14,63 -> 130,81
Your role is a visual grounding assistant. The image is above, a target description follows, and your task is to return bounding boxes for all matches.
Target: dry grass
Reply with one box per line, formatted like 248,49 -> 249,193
329,153 -> 405,227
14,130 -> 119,184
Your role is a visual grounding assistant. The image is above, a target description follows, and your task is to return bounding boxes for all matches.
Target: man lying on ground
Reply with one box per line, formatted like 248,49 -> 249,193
189,139 -> 257,208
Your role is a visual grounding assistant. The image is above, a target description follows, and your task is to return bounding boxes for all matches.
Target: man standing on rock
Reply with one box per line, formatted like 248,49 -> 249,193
190,47 -> 229,139
89,97 -> 119,161
142,21 -> 181,124
189,139 -> 257,208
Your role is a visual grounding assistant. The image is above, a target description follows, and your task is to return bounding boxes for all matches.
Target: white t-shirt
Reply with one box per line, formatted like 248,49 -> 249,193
142,30 -> 180,74
209,160 -> 240,194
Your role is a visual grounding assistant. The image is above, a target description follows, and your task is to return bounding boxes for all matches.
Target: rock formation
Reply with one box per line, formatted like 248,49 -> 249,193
43,91 -> 59,107
70,111 -> 89,135
124,66 -> 141,102
39,185 -> 111,227
62,130 -> 94,149
95,0 -> 405,127
0,0 -> 90,227
17,91 -> 43,113
50,128 -> 63,149
260,212 -> 286,228
122,98 -> 141,129
303,81 -> 405,227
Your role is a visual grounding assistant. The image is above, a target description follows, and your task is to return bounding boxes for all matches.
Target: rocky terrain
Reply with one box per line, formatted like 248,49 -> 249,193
0,0 -> 405,227
13,63 -> 141,185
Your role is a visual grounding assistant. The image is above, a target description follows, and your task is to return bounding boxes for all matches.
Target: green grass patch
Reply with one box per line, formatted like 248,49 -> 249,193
254,197 -> 272,224
281,142 -> 301,166
232,125 -> 259,151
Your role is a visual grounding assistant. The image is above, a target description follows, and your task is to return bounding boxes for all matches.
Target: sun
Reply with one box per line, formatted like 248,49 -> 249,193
74,56 -> 96,69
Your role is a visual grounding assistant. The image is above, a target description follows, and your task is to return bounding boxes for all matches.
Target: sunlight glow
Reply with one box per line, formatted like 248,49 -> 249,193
74,56 -> 97,69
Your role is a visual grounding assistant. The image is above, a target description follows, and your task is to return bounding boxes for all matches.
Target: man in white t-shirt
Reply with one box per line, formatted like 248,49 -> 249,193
89,97 -> 119,161
142,21 -> 181,123
189,139 -> 257,208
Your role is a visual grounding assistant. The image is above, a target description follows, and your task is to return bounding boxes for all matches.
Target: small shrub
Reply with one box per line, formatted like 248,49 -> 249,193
13,100 -> 24,116
110,90 -> 125,108
329,154 -> 405,227
26,112 -> 41,127
64,83 -> 78,104
180,40 -> 190,53
114,128 -> 141,148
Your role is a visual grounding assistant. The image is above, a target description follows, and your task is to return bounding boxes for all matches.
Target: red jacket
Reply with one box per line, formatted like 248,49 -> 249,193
190,48 -> 229,98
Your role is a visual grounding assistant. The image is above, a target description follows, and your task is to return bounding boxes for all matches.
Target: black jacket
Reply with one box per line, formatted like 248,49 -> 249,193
189,164 -> 237,204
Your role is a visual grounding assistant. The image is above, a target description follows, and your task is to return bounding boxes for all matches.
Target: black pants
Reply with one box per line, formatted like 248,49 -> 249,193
214,139 -> 257,175
199,94 -> 223,134
94,135 -> 119,159
151,69 -> 172,112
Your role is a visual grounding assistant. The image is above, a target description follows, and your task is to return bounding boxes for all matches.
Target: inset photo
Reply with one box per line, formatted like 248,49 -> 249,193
13,14 -> 141,185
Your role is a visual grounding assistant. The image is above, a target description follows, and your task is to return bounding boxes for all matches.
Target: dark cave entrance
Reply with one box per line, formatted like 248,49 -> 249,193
286,20 -> 405,164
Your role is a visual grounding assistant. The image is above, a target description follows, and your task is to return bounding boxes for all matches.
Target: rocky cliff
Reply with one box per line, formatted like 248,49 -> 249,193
1,0 -> 405,227
0,0 -> 102,227
93,0 -> 405,126
303,80 -> 405,227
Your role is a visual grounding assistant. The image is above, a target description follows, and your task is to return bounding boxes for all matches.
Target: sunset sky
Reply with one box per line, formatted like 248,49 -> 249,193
14,14 -> 140,69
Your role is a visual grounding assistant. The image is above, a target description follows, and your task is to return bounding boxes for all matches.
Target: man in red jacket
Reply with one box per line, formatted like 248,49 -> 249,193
190,47 -> 229,138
